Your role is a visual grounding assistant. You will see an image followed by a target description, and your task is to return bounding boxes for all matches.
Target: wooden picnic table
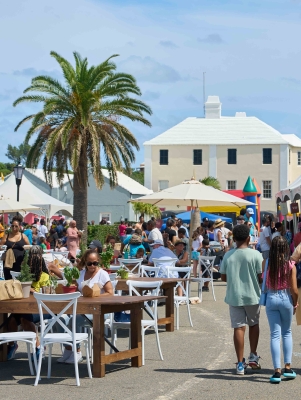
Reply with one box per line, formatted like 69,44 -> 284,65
0,294 -> 163,378
116,277 -> 180,333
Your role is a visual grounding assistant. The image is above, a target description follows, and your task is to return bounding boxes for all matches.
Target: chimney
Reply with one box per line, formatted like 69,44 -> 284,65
205,96 -> 221,119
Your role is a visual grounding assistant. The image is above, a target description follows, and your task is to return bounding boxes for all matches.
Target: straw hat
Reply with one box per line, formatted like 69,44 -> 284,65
213,218 -> 225,228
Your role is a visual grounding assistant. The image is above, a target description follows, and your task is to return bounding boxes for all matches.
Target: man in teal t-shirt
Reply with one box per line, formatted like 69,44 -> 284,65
244,208 -> 255,236
220,224 -> 262,375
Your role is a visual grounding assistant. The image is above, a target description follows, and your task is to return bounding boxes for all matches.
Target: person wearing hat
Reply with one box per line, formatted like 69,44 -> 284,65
213,219 -> 228,248
244,208 -> 255,237
88,240 -> 102,253
148,239 -> 178,277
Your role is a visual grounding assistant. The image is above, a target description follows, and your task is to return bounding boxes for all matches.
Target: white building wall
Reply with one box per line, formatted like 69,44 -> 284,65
144,145 -> 152,189
209,145 -> 217,178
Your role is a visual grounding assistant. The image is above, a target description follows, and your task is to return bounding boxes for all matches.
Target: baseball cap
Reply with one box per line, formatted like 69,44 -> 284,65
89,240 -> 102,252
246,208 -> 254,215
202,217 -> 209,222
149,239 -> 164,247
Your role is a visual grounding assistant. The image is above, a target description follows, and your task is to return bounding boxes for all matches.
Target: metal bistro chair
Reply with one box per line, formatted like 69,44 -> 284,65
111,280 -> 164,365
192,256 -> 216,302
167,266 -> 193,330
33,292 -> 92,387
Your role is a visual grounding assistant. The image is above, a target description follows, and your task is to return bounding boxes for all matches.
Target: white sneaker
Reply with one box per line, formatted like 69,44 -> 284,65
65,351 -> 83,364
57,349 -> 72,363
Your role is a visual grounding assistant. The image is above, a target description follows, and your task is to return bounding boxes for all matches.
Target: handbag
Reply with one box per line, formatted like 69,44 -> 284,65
4,247 -> 16,269
0,279 -> 23,301
259,259 -> 269,306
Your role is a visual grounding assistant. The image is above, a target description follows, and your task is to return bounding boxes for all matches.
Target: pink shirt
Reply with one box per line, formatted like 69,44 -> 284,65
119,224 -> 127,236
266,260 -> 294,290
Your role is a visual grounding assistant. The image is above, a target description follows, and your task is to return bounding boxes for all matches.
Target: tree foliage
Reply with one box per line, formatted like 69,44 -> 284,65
200,176 -> 221,190
131,202 -> 161,219
13,51 -> 152,240
5,142 -> 31,164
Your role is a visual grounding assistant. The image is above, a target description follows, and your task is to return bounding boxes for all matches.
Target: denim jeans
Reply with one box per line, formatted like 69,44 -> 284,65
265,289 -> 293,369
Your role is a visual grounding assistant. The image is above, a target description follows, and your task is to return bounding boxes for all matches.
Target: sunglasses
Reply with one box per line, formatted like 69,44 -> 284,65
86,261 -> 99,267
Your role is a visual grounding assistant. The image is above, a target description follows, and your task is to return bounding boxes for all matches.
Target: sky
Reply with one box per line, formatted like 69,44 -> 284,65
1,0 -> 301,167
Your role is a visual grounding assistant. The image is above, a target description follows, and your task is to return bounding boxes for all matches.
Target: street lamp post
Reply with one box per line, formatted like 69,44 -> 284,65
13,160 -> 25,202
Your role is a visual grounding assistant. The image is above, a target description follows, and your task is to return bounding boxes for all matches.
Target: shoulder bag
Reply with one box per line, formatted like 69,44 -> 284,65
259,258 -> 269,306
0,279 -> 23,301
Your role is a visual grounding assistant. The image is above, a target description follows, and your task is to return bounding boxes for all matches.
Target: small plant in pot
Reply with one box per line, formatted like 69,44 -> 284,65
100,245 -> 114,269
18,252 -> 34,298
117,266 -> 129,279
62,266 -> 80,293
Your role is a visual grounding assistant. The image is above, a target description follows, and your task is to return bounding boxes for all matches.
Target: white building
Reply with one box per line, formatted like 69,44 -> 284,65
144,96 -> 301,211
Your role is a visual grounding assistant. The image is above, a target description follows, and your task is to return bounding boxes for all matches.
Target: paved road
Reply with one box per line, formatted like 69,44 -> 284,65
1,281 -> 301,399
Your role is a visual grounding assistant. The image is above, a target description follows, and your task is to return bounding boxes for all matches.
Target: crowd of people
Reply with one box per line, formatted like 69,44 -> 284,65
2,209 -> 301,383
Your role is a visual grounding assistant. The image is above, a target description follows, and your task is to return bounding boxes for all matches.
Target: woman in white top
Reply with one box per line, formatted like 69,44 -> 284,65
57,249 -> 113,364
191,230 -> 203,277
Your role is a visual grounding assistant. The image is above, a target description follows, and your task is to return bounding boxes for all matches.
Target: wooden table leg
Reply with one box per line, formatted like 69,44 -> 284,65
92,313 -> 105,378
0,313 -> 8,362
165,286 -> 174,332
131,307 -> 142,367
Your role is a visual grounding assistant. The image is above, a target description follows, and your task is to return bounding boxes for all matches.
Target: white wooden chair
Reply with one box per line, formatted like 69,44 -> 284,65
192,256 -> 216,302
33,292 -> 92,387
111,280 -> 164,365
152,257 -> 178,278
167,266 -> 193,330
0,331 -> 37,376
140,265 -> 160,278
119,258 -> 144,274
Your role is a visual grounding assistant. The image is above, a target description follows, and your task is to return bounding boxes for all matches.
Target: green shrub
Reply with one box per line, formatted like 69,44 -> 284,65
87,225 -> 119,246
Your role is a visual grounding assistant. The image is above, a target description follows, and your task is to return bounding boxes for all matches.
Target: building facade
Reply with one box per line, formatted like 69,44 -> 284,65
144,96 -> 301,211
25,169 -> 152,223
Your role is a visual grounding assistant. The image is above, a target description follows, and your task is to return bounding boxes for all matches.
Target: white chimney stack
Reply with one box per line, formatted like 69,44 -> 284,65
205,96 -> 221,119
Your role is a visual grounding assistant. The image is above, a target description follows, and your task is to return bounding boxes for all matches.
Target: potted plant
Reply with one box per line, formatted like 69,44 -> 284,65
117,266 -> 129,279
100,245 -> 114,269
18,252 -> 34,298
62,266 -> 80,293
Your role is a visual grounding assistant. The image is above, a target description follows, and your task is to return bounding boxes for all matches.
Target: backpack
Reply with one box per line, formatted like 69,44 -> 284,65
285,231 -> 292,245
129,234 -> 142,244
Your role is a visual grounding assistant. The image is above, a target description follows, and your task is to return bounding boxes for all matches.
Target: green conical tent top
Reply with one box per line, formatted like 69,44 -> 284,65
243,176 -> 257,193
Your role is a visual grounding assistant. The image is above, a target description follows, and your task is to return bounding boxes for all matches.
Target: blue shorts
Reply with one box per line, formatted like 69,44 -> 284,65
192,251 -> 200,260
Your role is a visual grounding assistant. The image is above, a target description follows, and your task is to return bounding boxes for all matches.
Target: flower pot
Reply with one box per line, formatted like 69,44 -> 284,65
119,271 -> 129,279
21,282 -> 32,298
62,285 -> 77,294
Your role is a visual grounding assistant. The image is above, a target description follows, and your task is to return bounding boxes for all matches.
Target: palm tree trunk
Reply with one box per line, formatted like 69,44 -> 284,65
73,147 -> 88,244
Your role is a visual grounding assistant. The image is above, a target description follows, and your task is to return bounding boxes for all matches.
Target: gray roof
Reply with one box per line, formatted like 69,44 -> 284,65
144,116 -> 288,146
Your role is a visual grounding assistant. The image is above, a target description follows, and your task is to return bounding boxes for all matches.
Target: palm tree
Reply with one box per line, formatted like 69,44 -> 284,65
132,202 -> 161,220
200,176 -> 221,190
13,51 -> 152,240
190,176 -> 222,232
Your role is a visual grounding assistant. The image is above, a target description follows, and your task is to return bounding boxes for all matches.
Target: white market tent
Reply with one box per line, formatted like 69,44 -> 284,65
0,174 -> 73,218
276,176 -> 301,203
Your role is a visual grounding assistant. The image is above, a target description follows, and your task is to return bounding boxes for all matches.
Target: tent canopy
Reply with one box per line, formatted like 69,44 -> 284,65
276,175 -> 301,202
0,175 -> 73,218
0,196 -> 40,213
163,210 -> 232,224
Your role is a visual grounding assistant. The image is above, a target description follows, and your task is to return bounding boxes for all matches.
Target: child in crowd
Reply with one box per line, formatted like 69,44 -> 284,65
265,236 -> 298,383
191,230 -> 203,277
39,236 -> 47,251
220,224 -> 262,375
135,247 -> 148,264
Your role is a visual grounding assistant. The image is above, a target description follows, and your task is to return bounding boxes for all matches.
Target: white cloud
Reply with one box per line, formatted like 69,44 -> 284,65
159,40 -> 178,48
119,56 -> 182,83
198,34 -> 224,44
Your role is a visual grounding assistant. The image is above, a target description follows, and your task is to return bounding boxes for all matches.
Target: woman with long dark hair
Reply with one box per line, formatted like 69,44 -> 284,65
265,236 -> 298,383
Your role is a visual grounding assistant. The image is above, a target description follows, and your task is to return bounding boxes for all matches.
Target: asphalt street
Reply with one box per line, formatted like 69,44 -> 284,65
1,281 -> 301,400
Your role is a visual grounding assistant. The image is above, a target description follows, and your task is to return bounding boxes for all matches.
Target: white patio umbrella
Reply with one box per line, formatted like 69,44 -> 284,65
0,196 -> 41,213
131,179 -> 254,255
131,179 -> 253,208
